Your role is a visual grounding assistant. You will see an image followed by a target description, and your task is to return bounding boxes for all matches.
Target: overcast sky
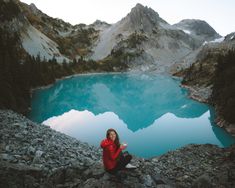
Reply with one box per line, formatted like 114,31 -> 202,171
20,0 -> 234,36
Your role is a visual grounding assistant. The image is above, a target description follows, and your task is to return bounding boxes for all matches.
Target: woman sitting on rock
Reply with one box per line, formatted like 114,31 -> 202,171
100,128 -> 136,174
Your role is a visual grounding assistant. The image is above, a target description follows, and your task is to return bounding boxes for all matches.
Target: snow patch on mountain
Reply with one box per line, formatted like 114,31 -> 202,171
203,37 -> 225,45
21,25 -> 70,63
173,19 -> 221,43
210,37 -> 225,43
183,30 -> 191,34
58,29 -> 73,37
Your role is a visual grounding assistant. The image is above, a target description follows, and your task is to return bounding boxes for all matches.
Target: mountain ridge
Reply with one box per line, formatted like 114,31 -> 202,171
90,3 -> 221,72
2,0 -> 223,71
1,0 -> 235,134
1,2 -> 235,187
173,19 -> 221,42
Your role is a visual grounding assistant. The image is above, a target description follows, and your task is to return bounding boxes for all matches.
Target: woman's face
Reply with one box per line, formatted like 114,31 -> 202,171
108,131 -> 116,141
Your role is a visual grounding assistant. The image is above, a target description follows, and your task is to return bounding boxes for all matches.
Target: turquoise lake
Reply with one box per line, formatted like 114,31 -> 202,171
29,73 -> 235,158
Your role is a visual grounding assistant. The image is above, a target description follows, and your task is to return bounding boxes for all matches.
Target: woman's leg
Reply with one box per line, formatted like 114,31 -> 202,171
106,151 -> 133,174
116,151 -> 132,169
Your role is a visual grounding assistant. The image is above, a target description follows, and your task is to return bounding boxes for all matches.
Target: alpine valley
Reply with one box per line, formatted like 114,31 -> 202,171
0,0 -> 235,187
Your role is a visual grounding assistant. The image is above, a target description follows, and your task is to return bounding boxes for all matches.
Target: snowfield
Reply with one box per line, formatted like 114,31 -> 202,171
203,37 -> 225,46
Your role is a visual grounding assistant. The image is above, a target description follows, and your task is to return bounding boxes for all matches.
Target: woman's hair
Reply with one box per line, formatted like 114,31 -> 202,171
106,128 -> 120,147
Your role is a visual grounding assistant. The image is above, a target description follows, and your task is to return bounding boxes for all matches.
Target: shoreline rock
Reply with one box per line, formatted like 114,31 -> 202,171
180,83 -> 235,137
0,110 -> 235,187
215,116 -> 235,137
181,84 -> 212,103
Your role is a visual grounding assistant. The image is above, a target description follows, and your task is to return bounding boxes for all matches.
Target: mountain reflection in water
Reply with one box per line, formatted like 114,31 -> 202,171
29,73 -> 235,158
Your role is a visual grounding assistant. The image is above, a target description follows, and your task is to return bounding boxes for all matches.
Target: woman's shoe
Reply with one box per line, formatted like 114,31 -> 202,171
125,163 -> 137,169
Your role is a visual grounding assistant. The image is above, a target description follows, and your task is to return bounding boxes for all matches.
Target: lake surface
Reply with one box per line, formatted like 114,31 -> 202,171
29,73 -> 235,158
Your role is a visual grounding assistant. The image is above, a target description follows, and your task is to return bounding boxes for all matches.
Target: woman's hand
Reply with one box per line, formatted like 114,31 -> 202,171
120,144 -> 127,150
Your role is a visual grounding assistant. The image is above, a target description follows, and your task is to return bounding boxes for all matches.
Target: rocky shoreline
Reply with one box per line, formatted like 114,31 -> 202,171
180,83 -> 235,137
181,84 -> 212,103
215,116 -> 235,137
0,109 -> 235,187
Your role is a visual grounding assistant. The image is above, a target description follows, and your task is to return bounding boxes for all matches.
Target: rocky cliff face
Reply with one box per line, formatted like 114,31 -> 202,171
88,20 -> 111,32
21,2 -> 101,62
120,3 -> 167,33
1,0 -> 100,63
1,110 -> 235,188
2,0 -> 220,72
173,19 -> 221,43
174,33 -> 235,136
91,4 -> 213,72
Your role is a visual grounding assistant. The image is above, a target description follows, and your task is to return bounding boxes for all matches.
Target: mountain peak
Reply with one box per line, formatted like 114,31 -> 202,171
174,19 -> 221,41
133,3 -> 145,10
124,3 -> 168,33
92,19 -> 109,25
29,3 -> 37,11
130,3 -> 159,17
89,20 -> 110,31
28,3 -> 41,15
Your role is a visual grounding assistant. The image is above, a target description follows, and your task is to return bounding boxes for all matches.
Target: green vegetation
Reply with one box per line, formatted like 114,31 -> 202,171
180,50 -> 219,87
0,0 -> 21,22
179,49 -> 235,125
20,2 -> 98,60
0,28 -> 29,114
0,28 -> 74,114
0,1 -> 142,114
57,28 -> 98,58
97,54 -> 129,72
73,28 -> 96,47
212,50 -> 235,124
0,26 -> 126,115
103,32 -> 147,68
126,32 -> 148,48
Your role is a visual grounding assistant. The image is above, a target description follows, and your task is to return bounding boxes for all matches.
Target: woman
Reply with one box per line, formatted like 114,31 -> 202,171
100,128 -> 136,174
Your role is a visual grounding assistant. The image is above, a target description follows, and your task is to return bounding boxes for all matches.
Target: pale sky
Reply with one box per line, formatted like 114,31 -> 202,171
20,0 -> 234,36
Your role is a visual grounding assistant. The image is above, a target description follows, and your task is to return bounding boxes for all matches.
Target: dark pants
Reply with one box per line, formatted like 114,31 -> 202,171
107,151 -> 132,174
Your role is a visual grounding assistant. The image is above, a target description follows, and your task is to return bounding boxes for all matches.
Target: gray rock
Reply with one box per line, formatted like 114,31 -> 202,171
91,164 -> 105,177
35,150 -> 43,157
1,153 -> 14,161
28,146 -> 36,155
142,174 -> 154,187
192,174 -> 213,188
156,185 -> 174,188
14,133 -> 22,139
12,122 -> 26,128
5,145 -> 11,152
82,178 -> 100,188
152,173 -> 166,185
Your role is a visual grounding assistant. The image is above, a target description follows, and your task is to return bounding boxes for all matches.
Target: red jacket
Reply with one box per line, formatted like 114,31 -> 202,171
100,138 -> 122,170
